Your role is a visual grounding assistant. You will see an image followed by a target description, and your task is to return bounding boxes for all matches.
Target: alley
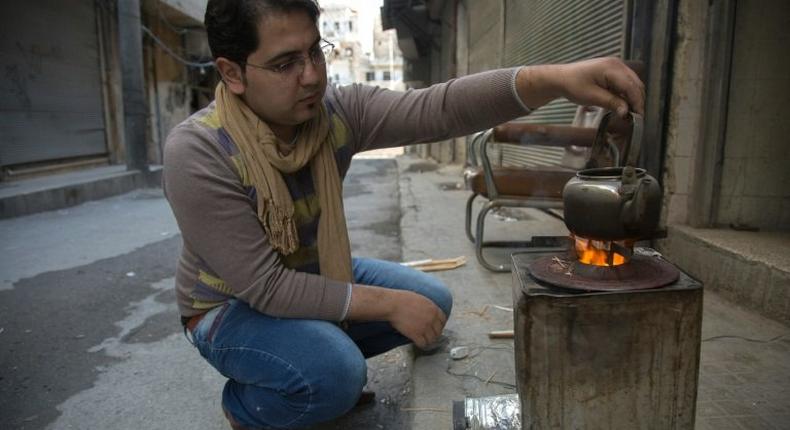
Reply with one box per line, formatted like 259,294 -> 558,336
2,0 -> 790,429
0,158 -> 410,430
2,155 -> 790,430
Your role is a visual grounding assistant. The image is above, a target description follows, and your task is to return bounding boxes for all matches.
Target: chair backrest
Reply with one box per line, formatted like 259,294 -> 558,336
487,106 -> 603,171
486,60 -> 646,171
561,105 -> 605,169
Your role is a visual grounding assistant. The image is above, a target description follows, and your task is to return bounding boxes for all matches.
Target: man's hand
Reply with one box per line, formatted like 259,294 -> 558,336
386,290 -> 447,348
346,285 -> 447,349
516,57 -> 645,118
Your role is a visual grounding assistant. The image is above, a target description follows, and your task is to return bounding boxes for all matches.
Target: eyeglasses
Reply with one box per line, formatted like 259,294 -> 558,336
243,40 -> 335,80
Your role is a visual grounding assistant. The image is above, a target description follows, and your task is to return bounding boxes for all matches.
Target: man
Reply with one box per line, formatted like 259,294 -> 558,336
163,0 -> 645,428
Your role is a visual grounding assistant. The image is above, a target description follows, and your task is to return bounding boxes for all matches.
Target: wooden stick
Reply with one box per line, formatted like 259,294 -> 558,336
420,263 -> 464,272
401,407 -> 449,412
488,330 -> 514,339
402,256 -> 467,272
465,304 -> 489,318
485,370 -> 498,385
400,259 -> 432,267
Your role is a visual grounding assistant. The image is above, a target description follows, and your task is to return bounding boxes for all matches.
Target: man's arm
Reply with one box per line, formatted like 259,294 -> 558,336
345,284 -> 446,349
331,58 -> 645,154
332,68 -> 530,153
516,57 -> 645,117
164,126 -> 350,320
165,125 -> 448,345
332,58 -> 646,347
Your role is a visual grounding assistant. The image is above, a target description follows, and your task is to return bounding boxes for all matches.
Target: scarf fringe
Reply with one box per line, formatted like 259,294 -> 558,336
261,202 -> 299,255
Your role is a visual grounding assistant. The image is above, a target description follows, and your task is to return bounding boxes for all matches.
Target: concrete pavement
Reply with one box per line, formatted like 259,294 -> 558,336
0,158 -> 410,430
397,156 -> 790,430
1,153 -> 788,429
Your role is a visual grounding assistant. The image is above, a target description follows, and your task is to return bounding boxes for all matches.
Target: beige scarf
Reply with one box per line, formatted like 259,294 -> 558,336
215,82 -> 353,282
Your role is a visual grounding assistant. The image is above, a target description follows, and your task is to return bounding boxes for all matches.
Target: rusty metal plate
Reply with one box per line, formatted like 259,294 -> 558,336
528,254 -> 680,292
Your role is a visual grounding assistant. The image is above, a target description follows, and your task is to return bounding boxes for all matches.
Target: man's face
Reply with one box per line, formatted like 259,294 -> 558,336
236,10 -> 327,131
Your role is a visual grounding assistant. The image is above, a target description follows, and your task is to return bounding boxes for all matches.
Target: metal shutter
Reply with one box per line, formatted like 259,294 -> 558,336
499,0 -> 627,167
0,0 -> 107,168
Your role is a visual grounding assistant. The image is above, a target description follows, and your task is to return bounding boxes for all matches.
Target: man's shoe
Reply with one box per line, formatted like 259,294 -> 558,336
355,390 -> 376,407
222,392 -> 375,429
223,406 -> 257,430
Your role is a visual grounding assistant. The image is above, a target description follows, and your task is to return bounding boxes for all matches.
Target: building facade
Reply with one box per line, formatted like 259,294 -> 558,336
382,0 -> 790,323
320,1 -> 404,91
320,3 -> 364,85
365,13 -> 405,91
0,0 -> 213,182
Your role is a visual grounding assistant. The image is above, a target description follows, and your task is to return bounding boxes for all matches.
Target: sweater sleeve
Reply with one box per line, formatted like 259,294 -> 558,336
163,124 -> 350,321
330,67 -> 531,153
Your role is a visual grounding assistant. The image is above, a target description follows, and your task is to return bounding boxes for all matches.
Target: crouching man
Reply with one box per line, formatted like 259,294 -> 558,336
163,0 -> 645,428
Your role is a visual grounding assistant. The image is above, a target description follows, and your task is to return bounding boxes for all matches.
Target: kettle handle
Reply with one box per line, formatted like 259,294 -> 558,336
625,112 -> 644,167
585,111 -> 644,168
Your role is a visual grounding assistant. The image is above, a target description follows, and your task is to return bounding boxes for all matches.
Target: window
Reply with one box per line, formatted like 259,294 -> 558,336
365,71 -> 375,81
383,71 -> 391,81
334,22 -> 340,31
349,21 -> 353,31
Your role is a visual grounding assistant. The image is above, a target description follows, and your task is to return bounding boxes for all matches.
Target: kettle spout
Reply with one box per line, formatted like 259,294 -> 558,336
621,175 -> 660,235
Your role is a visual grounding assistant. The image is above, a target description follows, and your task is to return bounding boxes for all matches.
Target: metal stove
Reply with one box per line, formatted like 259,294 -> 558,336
454,113 -> 702,429
511,237 -> 702,429
528,243 -> 679,293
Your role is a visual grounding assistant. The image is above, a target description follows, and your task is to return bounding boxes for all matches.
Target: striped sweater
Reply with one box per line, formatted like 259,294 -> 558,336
163,68 -> 529,320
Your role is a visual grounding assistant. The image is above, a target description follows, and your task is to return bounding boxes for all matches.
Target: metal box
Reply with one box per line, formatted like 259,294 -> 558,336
511,251 -> 703,429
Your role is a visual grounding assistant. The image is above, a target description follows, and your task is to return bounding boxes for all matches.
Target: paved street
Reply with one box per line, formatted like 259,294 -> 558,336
0,158 -> 410,430
396,157 -> 790,430
1,154 -> 789,430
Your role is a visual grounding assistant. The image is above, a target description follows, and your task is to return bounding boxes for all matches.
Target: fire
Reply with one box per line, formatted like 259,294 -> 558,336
574,236 -> 629,266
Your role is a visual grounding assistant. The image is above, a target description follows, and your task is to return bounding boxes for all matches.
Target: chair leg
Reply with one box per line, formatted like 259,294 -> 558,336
465,193 -> 479,243
475,201 -> 509,273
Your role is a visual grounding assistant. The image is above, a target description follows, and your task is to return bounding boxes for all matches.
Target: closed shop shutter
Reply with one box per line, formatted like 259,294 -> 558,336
0,0 -> 107,168
499,0 -> 627,167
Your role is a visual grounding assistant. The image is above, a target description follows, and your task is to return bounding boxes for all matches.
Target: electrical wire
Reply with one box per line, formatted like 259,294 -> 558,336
702,333 -> 788,344
156,3 -> 205,35
140,25 -> 214,69
445,367 -> 517,390
444,343 -> 517,390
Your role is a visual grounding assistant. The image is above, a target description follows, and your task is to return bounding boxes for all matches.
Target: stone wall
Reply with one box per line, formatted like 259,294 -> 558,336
143,17 -> 193,164
412,0 -> 506,165
660,0 -> 708,226
661,0 -> 790,231
716,0 -> 790,230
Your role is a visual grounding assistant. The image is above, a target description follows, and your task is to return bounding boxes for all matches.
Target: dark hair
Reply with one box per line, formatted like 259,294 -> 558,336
205,0 -> 321,64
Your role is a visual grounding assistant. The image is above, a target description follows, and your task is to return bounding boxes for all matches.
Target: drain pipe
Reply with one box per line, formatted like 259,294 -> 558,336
117,0 -> 149,173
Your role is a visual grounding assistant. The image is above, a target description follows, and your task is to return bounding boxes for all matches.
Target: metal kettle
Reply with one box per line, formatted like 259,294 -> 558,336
562,112 -> 662,241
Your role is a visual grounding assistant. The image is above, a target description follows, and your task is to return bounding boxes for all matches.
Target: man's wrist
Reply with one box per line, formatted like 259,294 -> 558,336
516,65 -> 562,111
347,283 -> 403,322
381,289 -> 403,321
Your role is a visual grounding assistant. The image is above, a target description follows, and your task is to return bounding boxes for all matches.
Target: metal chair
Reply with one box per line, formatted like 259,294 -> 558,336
464,107 -> 628,271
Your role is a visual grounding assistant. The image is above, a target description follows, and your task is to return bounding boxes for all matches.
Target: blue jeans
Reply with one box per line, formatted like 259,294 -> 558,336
189,257 -> 453,429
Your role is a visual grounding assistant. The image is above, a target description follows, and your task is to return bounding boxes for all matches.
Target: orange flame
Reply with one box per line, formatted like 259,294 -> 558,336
574,237 -> 628,266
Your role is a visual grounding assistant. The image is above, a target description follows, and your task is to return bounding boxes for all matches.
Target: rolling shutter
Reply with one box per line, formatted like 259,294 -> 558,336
499,0 -> 627,167
0,0 -> 107,168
